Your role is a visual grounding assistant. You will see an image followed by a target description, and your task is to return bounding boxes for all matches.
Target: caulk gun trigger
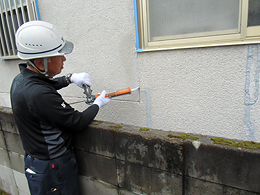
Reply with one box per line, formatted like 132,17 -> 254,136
83,84 -> 94,104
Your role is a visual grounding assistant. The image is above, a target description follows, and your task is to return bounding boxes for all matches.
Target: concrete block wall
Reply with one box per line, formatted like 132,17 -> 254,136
0,107 -> 28,195
1,107 -> 260,195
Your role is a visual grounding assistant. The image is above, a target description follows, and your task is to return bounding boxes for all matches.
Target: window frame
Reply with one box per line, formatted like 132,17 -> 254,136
0,0 -> 40,60
135,0 -> 260,52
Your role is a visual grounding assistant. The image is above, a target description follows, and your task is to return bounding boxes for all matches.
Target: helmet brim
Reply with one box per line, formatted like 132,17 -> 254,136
58,41 -> 74,55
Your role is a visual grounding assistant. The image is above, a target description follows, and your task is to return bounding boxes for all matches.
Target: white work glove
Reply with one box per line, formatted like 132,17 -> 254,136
93,90 -> 111,108
70,72 -> 91,88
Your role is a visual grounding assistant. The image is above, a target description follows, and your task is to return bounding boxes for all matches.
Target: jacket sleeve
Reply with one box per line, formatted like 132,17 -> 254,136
52,76 -> 70,90
29,86 -> 99,132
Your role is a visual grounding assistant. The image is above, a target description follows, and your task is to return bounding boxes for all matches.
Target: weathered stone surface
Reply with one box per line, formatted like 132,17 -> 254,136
4,132 -> 24,155
0,108 -> 18,134
118,189 -> 141,195
184,176 -> 260,195
8,152 -> 24,173
76,150 -> 118,186
113,124 -> 183,174
75,123 -> 115,158
1,107 -> 260,195
118,160 -> 183,195
79,176 -> 118,195
13,170 -> 30,195
0,131 -> 6,150
0,165 -> 19,195
0,148 -> 11,168
184,140 -> 260,193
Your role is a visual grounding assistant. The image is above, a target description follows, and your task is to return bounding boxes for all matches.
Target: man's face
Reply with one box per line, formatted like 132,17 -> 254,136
47,56 -> 66,77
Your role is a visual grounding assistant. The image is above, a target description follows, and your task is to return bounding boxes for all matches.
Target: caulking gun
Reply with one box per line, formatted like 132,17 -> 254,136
83,84 -> 138,104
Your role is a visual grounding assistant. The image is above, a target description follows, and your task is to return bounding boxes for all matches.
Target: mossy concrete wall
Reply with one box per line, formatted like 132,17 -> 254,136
0,107 -> 260,195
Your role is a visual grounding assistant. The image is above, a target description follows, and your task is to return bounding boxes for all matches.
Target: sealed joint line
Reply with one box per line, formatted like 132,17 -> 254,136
244,44 -> 260,141
141,89 -> 151,128
245,45 -> 260,106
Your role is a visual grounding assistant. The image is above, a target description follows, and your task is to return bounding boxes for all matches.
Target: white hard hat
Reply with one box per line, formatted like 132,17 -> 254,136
15,20 -> 74,60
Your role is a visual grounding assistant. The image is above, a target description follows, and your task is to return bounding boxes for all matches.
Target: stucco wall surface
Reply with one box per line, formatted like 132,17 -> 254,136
0,1 -> 260,142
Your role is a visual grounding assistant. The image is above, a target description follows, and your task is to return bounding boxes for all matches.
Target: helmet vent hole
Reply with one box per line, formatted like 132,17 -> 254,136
25,43 -> 42,47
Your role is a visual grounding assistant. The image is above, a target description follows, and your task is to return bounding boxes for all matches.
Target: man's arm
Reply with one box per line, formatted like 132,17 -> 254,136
52,76 -> 70,90
53,72 -> 91,90
30,88 -> 99,132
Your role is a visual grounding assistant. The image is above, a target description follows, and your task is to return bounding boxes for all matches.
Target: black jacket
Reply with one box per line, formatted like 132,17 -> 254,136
10,64 -> 99,160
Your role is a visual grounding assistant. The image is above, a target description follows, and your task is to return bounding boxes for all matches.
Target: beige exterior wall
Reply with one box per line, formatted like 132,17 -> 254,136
0,1 -> 259,142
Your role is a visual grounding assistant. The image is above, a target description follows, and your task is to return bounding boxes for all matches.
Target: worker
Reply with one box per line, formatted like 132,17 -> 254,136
10,20 -> 110,195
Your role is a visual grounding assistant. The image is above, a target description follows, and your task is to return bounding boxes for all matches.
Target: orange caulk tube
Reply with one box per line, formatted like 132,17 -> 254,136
95,87 -> 131,98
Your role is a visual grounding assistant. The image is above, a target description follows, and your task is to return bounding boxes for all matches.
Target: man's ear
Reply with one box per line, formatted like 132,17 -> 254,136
34,58 -> 44,71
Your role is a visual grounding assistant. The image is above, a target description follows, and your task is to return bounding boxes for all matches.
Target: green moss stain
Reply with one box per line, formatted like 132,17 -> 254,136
168,133 -> 199,140
109,124 -> 123,129
92,121 -> 103,125
0,190 -> 9,195
168,134 -> 181,139
211,137 -> 234,145
211,137 -> 260,150
140,127 -> 150,131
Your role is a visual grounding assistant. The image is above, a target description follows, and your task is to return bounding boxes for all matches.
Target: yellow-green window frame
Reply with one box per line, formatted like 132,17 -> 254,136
136,0 -> 260,52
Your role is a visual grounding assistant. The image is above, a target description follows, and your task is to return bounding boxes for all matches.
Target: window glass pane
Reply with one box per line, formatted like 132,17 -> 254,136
148,0 -> 240,38
248,0 -> 260,27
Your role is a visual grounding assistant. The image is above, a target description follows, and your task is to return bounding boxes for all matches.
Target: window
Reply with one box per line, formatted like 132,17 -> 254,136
135,0 -> 260,52
0,0 -> 40,59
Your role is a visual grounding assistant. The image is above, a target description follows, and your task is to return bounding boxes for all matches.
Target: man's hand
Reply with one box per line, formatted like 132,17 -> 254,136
93,90 -> 111,108
70,73 -> 91,88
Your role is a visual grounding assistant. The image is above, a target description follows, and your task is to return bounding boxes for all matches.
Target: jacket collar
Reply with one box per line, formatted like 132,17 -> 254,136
19,63 -> 57,84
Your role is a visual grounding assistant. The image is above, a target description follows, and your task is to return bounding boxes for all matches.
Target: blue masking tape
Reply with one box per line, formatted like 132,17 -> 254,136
35,0 -> 41,20
134,0 -> 143,52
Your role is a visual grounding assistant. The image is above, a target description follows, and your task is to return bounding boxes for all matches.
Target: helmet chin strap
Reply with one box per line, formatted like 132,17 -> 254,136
27,58 -> 49,77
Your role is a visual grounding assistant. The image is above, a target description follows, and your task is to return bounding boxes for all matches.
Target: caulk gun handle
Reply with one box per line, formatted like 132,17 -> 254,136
83,84 -> 90,94
95,87 -> 131,98
83,84 -> 95,103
